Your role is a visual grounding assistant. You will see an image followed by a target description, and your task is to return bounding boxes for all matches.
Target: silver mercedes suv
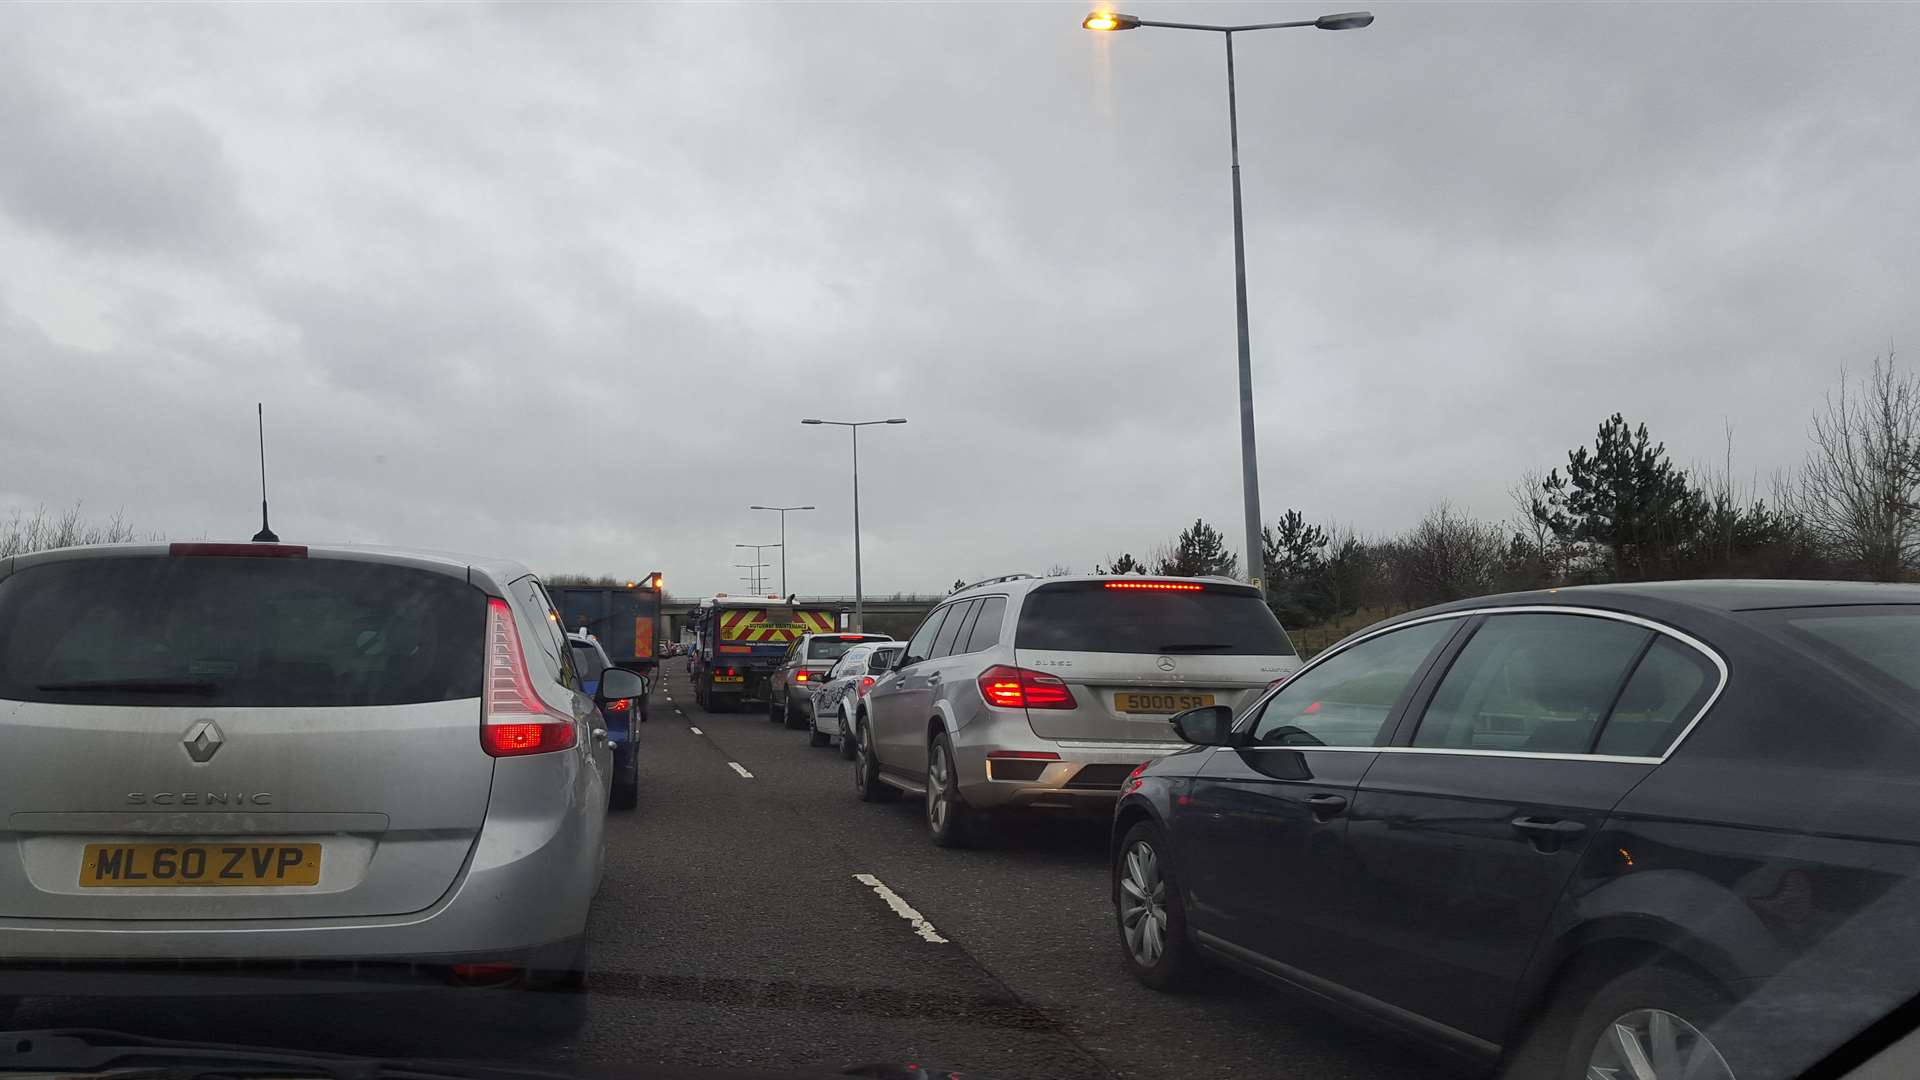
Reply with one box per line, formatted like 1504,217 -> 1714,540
852,574 -> 1300,846
0,540 -> 633,1005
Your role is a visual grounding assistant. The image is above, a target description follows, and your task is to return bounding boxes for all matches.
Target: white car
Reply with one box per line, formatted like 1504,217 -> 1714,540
809,642 -> 906,757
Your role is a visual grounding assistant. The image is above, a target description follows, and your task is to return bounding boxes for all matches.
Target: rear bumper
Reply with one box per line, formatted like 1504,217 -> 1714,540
0,761 -> 600,972
950,731 -> 1184,811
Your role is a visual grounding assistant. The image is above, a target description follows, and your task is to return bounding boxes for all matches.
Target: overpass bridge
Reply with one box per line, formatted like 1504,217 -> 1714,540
660,594 -> 945,641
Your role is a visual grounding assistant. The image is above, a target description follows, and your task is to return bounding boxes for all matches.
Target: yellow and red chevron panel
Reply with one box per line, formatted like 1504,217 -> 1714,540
716,608 -> 836,644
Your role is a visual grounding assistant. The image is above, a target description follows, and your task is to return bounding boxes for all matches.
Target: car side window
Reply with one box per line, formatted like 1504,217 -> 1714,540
930,600 -> 975,659
948,602 -> 986,656
963,596 -> 1007,653
1411,613 -> 1651,754
870,648 -> 901,674
1593,636 -> 1717,757
1248,620 -> 1456,747
899,608 -> 950,668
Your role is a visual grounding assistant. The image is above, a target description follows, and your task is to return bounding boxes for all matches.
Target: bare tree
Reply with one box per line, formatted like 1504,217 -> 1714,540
1395,502 -> 1504,605
1786,352 -> 1920,580
0,502 -> 141,558
1044,563 -> 1073,577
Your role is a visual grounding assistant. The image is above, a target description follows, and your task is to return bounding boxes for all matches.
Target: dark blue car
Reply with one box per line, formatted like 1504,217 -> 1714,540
569,630 -> 640,810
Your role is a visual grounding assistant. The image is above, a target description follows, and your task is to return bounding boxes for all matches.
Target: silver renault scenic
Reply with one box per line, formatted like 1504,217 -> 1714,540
0,541 -> 629,1003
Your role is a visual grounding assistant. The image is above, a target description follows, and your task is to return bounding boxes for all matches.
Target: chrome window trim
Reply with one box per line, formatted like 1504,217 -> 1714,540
1231,604 -> 1729,765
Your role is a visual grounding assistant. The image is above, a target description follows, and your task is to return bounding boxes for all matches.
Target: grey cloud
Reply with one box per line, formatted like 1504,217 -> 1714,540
3,2 -> 1918,597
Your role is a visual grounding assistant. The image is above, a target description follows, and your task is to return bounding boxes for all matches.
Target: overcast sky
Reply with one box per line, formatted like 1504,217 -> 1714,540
3,1 -> 1917,597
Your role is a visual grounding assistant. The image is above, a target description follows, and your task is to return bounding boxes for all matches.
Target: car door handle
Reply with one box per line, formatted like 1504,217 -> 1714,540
1306,794 -> 1349,820
1512,816 -> 1586,839
592,727 -> 607,741
926,673 -> 942,686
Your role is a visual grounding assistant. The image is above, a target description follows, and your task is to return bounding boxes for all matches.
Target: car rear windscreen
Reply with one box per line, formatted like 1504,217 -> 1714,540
0,556 -> 486,707
1015,583 -> 1296,656
1775,607 -> 1920,696
808,637 -> 884,661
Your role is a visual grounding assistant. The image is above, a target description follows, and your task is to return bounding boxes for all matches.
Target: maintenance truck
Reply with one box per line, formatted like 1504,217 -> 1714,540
549,574 -> 665,721
690,596 -> 841,711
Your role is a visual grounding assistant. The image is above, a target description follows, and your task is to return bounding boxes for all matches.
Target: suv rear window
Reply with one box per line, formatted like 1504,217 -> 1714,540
0,556 -> 485,707
1015,582 -> 1295,656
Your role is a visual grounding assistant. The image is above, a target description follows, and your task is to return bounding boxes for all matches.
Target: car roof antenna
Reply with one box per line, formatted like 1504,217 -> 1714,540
251,402 -> 279,543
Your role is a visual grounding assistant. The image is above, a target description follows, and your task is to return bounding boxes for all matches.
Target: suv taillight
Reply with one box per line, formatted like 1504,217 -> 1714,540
976,665 -> 1076,710
482,598 -> 577,757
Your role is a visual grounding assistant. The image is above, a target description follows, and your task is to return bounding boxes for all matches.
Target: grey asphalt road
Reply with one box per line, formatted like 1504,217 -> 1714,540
7,669 -> 1465,1080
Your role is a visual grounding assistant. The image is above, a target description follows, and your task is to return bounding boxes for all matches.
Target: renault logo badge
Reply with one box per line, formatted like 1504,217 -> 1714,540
182,720 -> 225,763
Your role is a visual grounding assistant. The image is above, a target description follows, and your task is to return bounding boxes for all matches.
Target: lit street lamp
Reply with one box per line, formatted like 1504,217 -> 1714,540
749,504 -> 816,597
801,418 -> 908,631
1083,8 -> 1373,595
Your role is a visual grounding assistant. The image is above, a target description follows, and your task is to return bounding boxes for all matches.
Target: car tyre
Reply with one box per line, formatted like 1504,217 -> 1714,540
926,732 -> 977,848
767,693 -> 783,724
808,708 -> 832,747
1510,962 -> 1736,1080
853,716 -> 897,803
836,706 -> 858,760
609,755 -> 639,810
1115,819 -> 1202,990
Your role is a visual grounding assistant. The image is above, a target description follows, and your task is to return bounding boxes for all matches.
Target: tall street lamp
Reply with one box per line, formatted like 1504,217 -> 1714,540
1083,9 -> 1373,594
749,504 -> 816,597
734,544 -> 782,595
801,417 -> 908,631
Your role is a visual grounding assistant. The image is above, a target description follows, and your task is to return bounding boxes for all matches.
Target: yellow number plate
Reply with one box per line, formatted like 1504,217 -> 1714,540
712,675 -> 744,685
1115,692 -> 1216,714
79,843 -> 321,887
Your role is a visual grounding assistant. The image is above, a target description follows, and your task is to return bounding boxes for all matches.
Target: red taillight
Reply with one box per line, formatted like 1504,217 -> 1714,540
859,675 -> 875,695
169,542 -> 308,559
449,962 -> 521,986
976,665 -> 1077,710
795,671 -> 810,683
482,598 -> 576,758
605,698 -> 630,712
1103,580 -> 1203,592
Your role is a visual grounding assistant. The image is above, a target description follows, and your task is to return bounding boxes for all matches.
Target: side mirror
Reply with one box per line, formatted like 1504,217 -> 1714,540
597,668 -> 647,704
1171,705 -> 1236,747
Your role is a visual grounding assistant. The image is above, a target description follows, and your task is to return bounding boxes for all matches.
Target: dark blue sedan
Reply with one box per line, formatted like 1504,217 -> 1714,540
1115,580 -> 1920,1080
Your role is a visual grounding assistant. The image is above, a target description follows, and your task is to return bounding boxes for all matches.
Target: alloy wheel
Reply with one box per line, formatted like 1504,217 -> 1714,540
927,742 -> 951,834
852,724 -> 870,792
1586,1008 -> 1734,1080
1118,839 -> 1168,967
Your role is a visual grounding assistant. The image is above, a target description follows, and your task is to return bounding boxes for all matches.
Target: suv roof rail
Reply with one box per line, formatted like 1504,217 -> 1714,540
955,573 -> 1035,592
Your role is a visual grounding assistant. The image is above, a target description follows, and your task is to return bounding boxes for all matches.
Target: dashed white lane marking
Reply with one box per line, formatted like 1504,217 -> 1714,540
689,726 -> 703,735
727,761 -> 754,779
853,873 -> 948,944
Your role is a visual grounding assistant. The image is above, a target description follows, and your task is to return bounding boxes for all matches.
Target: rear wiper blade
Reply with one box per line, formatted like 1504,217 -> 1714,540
1156,642 -> 1234,652
35,678 -> 220,694
0,1030 -> 572,1080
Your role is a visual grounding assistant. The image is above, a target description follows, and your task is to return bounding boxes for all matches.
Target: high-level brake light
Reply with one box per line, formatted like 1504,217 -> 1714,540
1104,581 -> 1204,592
482,598 -> 577,757
170,542 -> 308,559
977,665 -> 1076,710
